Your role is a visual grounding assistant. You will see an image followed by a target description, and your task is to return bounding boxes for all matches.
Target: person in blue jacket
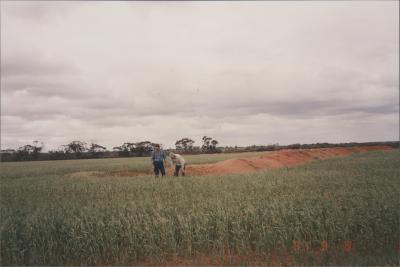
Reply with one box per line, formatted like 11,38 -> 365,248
150,144 -> 166,177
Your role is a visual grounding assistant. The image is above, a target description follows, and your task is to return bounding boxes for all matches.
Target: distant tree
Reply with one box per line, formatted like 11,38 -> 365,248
211,140 -> 219,150
65,141 -> 87,154
88,143 -> 107,153
134,141 -> 155,156
88,143 -> 106,158
0,149 -> 17,162
115,141 -> 156,157
287,143 -> 301,150
121,142 -> 136,152
0,149 -> 16,154
202,136 -> 219,152
113,146 -> 123,151
15,146 -> 31,161
60,145 -> 70,154
15,141 -> 43,161
175,138 -> 195,152
56,145 -> 68,153
201,136 -> 213,152
115,142 -> 132,157
32,141 -> 44,153
175,139 -> 184,151
48,146 -> 68,160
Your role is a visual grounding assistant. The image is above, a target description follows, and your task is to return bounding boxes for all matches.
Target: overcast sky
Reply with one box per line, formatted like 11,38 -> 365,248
1,1 -> 399,151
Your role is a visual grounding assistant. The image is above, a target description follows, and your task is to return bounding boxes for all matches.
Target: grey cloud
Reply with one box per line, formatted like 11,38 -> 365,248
199,99 -> 398,119
1,1 -> 398,150
2,76 -> 89,100
1,52 -> 77,78
4,95 -> 396,132
2,1 -> 73,22
1,51 -> 86,100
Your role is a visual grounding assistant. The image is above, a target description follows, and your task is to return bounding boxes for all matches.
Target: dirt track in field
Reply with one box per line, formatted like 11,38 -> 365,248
185,145 -> 393,176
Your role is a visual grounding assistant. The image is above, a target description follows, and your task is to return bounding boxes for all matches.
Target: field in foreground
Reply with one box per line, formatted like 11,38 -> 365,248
1,150 -> 399,265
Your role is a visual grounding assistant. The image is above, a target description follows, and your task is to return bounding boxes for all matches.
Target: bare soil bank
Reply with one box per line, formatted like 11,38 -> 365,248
186,145 -> 393,176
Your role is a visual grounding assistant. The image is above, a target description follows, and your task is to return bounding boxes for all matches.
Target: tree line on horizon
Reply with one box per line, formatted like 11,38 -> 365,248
0,138 -> 398,162
0,136 -> 220,161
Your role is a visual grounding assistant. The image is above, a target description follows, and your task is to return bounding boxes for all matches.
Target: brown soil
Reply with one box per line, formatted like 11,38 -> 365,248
186,145 -> 393,176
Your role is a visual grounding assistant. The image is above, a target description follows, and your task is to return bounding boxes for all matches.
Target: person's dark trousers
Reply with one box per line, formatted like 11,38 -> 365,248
153,161 -> 166,177
174,164 -> 185,176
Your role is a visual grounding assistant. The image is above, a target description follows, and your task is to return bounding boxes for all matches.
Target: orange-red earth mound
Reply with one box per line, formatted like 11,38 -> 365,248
185,145 -> 393,176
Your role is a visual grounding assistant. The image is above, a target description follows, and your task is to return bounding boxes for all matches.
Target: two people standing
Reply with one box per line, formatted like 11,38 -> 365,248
150,144 -> 186,177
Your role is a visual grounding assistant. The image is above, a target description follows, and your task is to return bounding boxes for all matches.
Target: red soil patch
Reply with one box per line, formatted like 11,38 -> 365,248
186,145 -> 393,176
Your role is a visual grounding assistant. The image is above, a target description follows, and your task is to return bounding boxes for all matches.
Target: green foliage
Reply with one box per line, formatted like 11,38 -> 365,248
201,136 -> 220,153
175,138 -> 195,152
1,151 -> 399,265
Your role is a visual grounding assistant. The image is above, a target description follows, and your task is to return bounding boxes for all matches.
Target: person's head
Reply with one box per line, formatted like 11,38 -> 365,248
154,144 -> 160,151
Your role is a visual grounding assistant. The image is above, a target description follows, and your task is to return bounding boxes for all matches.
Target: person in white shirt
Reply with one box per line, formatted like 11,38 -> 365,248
169,152 -> 186,176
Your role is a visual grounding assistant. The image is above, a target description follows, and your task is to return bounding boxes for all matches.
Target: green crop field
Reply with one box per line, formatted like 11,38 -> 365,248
0,151 -> 265,179
1,150 -> 399,265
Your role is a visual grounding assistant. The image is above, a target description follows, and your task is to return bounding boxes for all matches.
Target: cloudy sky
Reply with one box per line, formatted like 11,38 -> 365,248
1,1 -> 399,151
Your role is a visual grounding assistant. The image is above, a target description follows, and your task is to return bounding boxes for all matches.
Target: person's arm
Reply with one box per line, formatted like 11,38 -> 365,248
150,151 -> 155,163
